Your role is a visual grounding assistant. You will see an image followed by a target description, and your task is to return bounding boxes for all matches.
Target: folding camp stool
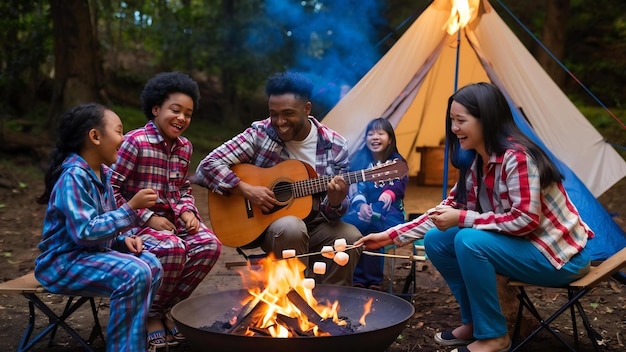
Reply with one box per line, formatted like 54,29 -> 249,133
507,246 -> 626,352
0,272 -> 105,352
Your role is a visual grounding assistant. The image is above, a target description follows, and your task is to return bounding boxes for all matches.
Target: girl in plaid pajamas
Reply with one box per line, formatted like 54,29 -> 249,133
35,103 -> 163,352
111,72 -> 222,349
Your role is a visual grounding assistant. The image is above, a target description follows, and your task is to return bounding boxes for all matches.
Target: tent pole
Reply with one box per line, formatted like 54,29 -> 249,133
442,30 -> 462,200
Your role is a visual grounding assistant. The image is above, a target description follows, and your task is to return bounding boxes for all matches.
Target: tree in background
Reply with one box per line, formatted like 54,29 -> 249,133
49,0 -> 104,129
0,0 -> 624,148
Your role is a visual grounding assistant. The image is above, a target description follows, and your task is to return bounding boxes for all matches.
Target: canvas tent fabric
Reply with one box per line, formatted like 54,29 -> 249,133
322,0 -> 626,260
323,0 -> 626,198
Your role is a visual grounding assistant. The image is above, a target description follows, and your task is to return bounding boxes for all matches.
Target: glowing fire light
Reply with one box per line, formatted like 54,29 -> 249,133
235,254 -> 373,337
444,0 -> 476,35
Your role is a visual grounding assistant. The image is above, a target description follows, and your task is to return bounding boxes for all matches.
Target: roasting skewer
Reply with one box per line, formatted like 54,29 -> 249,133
275,244 -> 362,261
277,244 -> 427,262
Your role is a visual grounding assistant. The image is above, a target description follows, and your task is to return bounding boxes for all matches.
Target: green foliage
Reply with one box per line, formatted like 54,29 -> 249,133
113,105 -> 147,132
0,0 -> 52,115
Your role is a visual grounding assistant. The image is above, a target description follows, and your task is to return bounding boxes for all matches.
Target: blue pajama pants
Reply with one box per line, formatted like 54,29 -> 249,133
36,251 -> 162,352
423,227 -> 590,339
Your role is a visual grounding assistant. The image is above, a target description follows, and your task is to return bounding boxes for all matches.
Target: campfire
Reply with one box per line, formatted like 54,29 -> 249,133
216,250 -> 373,338
169,243 -> 415,352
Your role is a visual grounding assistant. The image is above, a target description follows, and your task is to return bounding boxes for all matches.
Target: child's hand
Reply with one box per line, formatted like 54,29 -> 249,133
357,203 -> 373,222
128,189 -> 157,210
124,235 -> 144,254
147,215 -> 176,232
180,211 -> 200,234
378,192 -> 393,211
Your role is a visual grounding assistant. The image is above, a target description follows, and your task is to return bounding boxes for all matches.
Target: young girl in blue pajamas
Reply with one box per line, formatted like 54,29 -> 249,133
35,103 -> 163,352
342,118 -> 407,290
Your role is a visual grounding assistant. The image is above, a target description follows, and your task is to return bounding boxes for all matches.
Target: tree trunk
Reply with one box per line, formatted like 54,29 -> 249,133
220,0 -> 243,129
536,0 -> 569,87
48,0 -> 104,133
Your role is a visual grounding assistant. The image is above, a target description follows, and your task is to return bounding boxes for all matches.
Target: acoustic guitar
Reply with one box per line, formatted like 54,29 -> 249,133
207,159 -> 408,247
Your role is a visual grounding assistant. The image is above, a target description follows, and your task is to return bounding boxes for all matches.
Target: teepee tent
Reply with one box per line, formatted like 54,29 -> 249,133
323,0 -> 626,260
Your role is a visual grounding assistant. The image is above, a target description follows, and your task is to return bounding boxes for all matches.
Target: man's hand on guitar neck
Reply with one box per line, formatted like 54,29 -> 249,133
326,175 -> 349,208
234,181 -> 280,213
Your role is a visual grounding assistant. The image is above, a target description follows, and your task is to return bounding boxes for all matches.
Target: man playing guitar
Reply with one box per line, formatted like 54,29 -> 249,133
193,72 -> 362,286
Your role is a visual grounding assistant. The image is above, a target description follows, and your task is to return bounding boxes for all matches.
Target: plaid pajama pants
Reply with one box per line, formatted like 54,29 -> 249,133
139,222 -> 221,317
35,250 -> 162,352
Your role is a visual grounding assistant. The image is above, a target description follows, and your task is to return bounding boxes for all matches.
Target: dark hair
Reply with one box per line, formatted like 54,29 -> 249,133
365,118 -> 400,162
140,71 -> 200,120
351,118 -> 405,170
446,82 -> 563,203
37,103 -> 107,204
265,72 -> 314,101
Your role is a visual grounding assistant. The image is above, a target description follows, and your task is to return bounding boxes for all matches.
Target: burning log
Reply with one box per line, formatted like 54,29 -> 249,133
286,289 -> 349,336
226,298 -> 267,335
276,314 -> 315,337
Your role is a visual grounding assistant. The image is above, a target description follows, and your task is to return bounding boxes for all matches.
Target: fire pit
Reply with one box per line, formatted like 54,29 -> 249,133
171,284 -> 414,352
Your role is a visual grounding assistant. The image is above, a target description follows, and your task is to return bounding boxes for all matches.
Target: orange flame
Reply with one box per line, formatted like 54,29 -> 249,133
444,0 -> 476,35
235,254 -> 371,337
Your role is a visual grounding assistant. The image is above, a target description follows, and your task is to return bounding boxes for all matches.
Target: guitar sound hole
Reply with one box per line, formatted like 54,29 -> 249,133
272,181 -> 293,203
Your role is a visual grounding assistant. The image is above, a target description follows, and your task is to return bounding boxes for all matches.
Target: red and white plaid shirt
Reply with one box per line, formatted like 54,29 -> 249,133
388,148 -> 594,269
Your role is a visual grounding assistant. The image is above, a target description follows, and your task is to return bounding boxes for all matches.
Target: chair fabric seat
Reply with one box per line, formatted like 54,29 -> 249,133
0,272 -> 105,352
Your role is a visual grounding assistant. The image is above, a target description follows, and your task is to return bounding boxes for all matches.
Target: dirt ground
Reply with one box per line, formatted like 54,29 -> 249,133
0,156 -> 624,351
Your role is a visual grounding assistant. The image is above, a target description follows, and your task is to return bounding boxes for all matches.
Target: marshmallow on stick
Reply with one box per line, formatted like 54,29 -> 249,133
302,278 -> 316,290
282,249 -> 296,259
333,251 -> 350,266
333,238 -> 347,252
313,261 -> 327,275
321,245 -> 335,259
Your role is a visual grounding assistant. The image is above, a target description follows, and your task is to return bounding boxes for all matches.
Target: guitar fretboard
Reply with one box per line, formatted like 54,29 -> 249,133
291,169 -> 388,198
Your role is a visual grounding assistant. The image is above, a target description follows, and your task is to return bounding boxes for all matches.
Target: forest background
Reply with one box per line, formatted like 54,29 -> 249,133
0,2 -> 625,349
1,0 -> 626,162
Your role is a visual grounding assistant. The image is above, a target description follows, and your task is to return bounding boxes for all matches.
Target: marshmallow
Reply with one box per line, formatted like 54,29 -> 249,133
313,262 -> 327,275
321,245 -> 335,259
333,238 -> 347,252
282,249 -> 296,259
302,278 -> 316,290
333,251 -> 350,266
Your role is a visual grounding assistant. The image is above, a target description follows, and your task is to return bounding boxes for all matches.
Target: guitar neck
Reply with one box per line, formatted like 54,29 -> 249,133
291,170 -> 368,198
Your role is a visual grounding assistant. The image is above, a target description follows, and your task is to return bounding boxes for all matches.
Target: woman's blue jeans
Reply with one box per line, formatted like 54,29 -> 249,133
423,226 -> 590,339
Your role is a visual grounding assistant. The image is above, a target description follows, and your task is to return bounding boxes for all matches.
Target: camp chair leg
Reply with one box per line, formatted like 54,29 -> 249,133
400,260 -> 416,300
48,296 -> 77,345
17,293 -> 99,352
510,286 -> 599,352
18,300 -> 37,352
87,297 -> 105,344
571,289 -> 602,352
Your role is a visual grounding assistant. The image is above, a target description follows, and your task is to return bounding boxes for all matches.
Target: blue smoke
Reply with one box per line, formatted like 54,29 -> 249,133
251,0 -> 385,111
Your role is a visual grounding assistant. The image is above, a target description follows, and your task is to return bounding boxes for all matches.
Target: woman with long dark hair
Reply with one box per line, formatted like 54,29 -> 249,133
355,83 -> 593,352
